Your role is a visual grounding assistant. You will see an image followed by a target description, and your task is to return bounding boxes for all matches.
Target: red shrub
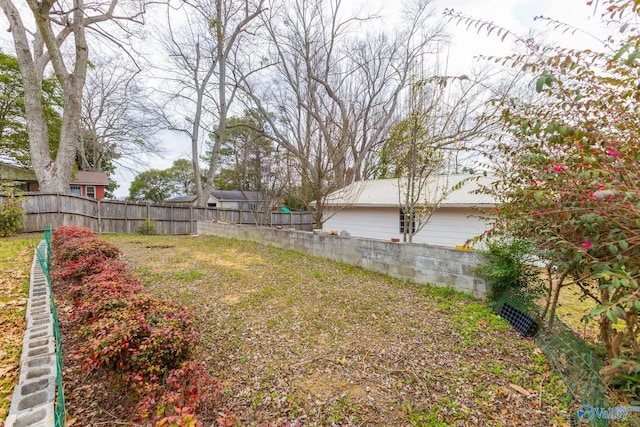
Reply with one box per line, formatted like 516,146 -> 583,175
68,267 -> 142,321
50,229 -> 218,424
132,361 -> 222,424
51,229 -> 120,284
78,258 -> 131,292
52,250 -> 113,283
51,225 -> 95,251
75,292 -> 196,374
52,236 -> 119,265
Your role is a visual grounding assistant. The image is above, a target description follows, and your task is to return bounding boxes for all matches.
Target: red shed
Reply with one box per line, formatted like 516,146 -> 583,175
69,171 -> 109,200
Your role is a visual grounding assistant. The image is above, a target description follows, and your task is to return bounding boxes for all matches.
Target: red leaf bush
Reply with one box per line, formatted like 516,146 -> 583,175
51,227 -> 121,283
50,226 -> 221,424
51,225 -> 95,248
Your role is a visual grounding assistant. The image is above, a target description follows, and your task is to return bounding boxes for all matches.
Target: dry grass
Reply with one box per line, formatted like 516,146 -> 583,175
102,234 -> 570,426
554,287 -> 601,343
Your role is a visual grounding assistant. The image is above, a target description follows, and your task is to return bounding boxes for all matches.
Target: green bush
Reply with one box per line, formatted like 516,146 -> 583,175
0,191 -> 24,237
137,217 -> 156,235
475,239 -> 543,301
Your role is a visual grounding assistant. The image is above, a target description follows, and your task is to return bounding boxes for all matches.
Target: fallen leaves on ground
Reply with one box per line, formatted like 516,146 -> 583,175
60,234 -> 572,426
0,235 -> 39,424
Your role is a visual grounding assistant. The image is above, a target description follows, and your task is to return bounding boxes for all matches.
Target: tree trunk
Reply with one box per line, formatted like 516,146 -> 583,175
599,287 -> 623,361
1,0 -> 88,194
540,266 -> 554,322
546,280 -> 562,329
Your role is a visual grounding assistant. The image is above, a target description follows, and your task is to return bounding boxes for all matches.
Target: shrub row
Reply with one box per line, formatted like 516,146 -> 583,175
50,226 -> 222,425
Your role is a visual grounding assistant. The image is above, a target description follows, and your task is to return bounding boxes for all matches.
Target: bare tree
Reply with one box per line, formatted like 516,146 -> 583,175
79,56 -> 161,172
245,0 -> 445,228
156,0 -> 265,207
0,0 -> 147,192
385,73 -> 500,242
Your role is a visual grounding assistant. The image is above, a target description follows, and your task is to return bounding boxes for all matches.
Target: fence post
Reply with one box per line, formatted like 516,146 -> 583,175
56,193 -> 61,227
190,206 -> 194,235
97,199 -> 102,234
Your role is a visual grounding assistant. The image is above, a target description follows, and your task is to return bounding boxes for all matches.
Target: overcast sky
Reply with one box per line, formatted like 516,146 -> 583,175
0,0 -> 607,198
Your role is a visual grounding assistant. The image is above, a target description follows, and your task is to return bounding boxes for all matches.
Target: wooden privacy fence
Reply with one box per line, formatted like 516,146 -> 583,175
1,193 -> 315,234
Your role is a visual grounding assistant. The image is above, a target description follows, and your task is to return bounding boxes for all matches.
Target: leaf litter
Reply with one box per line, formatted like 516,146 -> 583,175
58,234 -> 571,426
0,236 -> 39,425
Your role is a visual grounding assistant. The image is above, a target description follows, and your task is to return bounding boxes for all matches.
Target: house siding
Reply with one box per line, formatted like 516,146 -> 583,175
96,186 -> 105,200
77,184 -> 106,200
219,201 -> 240,210
323,206 -> 488,248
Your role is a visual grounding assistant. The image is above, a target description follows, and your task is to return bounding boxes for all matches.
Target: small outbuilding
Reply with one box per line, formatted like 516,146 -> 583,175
166,190 -> 283,211
208,190 -> 268,210
69,170 -> 110,199
0,162 -> 109,200
321,174 -> 496,248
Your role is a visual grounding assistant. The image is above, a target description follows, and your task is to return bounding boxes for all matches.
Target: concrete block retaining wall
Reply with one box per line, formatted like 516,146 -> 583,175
6,242 -> 57,427
197,222 -> 489,299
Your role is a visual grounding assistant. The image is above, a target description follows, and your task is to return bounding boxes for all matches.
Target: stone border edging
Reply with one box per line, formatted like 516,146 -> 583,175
6,241 -> 57,427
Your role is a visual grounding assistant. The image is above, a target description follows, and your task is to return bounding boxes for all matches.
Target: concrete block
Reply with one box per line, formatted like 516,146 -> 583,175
30,278 -> 47,287
27,296 -> 48,307
453,276 -> 475,293
20,336 -> 55,362
28,286 -> 49,298
414,270 -> 439,284
24,325 -> 54,342
5,401 -> 55,427
29,282 -> 48,291
19,355 -> 56,384
26,297 -> 49,314
26,313 -> 52,330
197,221 -> 488,298
30,274 -> 47,283
9,376 -> 56,415
27,302 -> 50,315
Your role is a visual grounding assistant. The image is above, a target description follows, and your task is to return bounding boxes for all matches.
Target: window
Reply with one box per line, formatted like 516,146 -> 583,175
86,186 -> 96,198
400,209 -> 416,234
70,185 -> 81,195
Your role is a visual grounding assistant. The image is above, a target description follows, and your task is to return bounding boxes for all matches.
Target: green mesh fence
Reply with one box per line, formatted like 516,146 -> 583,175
495,288 -> 639,427
36,227 -> 66,427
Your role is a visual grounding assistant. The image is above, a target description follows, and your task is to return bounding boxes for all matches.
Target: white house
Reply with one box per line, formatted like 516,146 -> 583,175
208,190 -> 268,210
322,174 -> 496,248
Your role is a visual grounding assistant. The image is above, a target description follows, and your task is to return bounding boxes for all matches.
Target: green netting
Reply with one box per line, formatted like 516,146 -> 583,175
494,288 -> 640,427
37,227 -> 66,427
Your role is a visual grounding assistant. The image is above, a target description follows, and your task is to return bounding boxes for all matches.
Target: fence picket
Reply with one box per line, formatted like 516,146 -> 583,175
0,193 -> 314,234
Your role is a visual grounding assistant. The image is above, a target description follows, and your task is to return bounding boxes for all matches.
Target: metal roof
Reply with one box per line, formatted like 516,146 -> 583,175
210,190 -> 266,201
323,174 -> 497,208
165,195 -> 197,203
